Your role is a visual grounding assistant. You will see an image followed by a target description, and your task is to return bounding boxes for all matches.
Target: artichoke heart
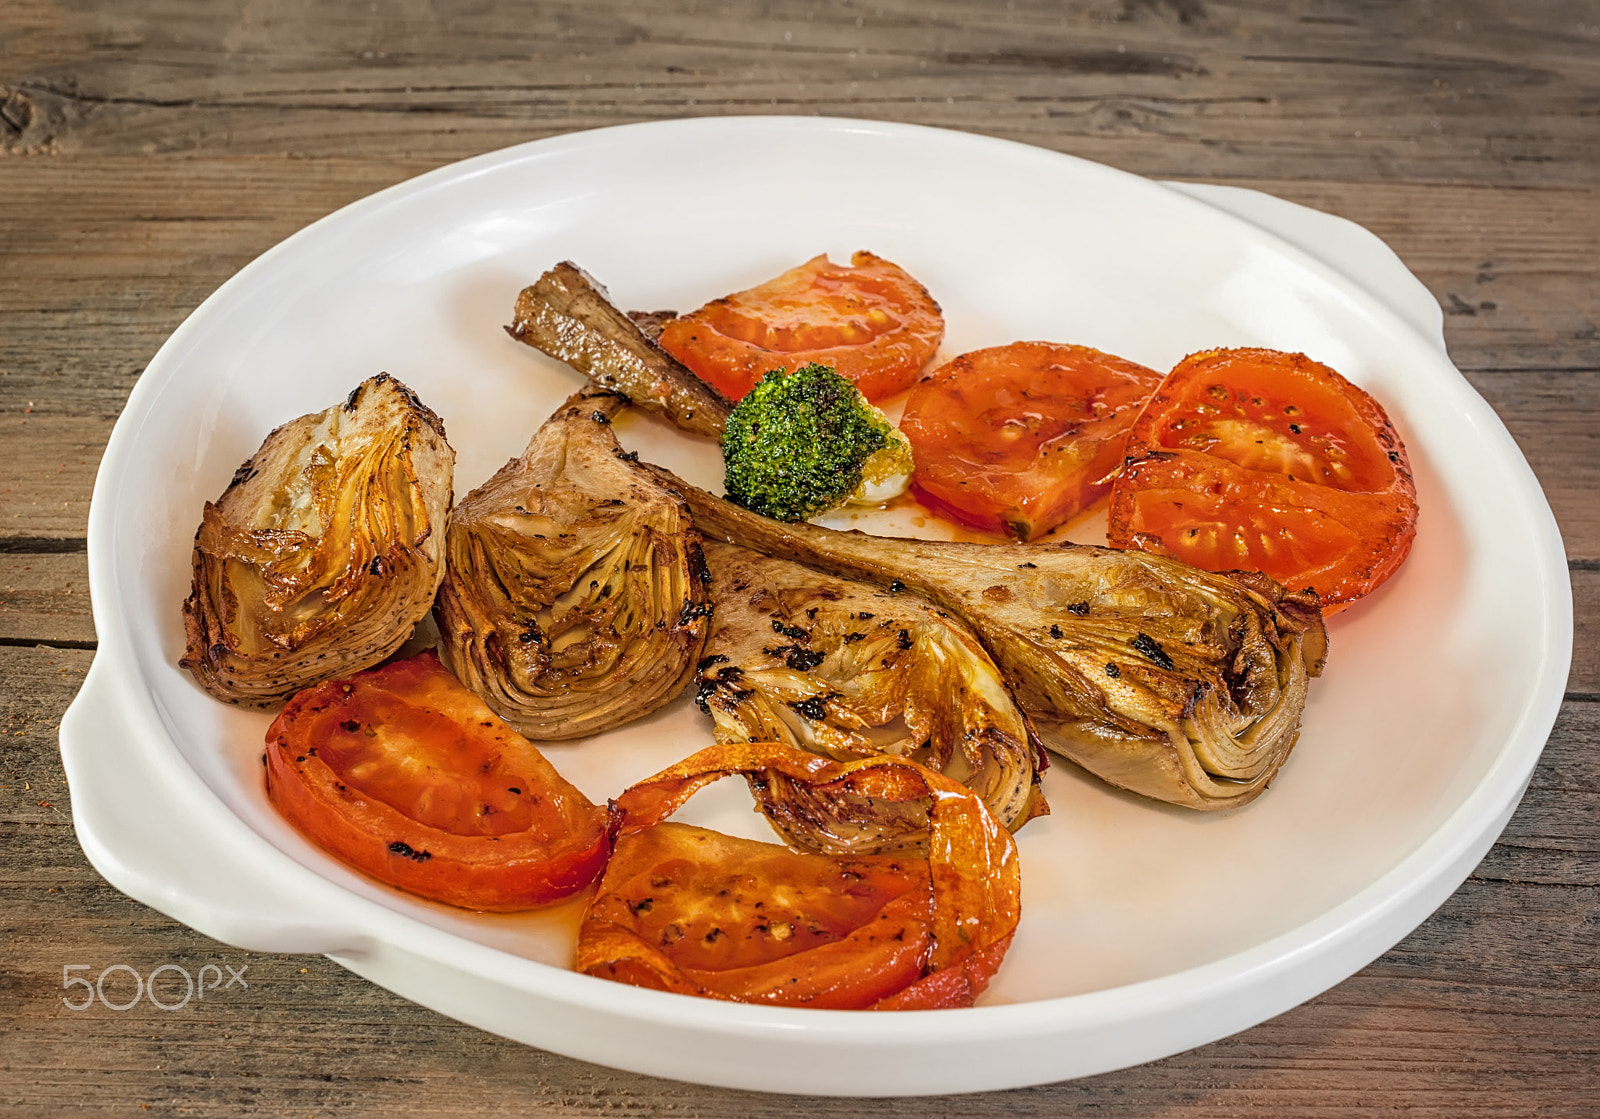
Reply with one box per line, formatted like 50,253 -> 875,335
655,471 -> 1328,811
696,541 -> 1048,850
432,390 -> 712,740
180,374 -> 454,706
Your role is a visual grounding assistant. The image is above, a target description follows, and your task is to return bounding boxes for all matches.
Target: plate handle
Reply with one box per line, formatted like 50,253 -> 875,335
60,660 -> 377,957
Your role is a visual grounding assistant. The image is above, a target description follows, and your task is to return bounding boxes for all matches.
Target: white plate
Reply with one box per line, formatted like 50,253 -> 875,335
60,117 -> 1572,1096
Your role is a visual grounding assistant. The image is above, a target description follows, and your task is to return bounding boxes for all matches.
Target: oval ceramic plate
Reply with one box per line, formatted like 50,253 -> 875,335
60,117 -> 1571,1096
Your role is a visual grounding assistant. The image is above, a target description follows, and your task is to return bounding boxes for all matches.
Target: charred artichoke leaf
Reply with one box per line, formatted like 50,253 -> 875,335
180,374 -> 454,706
433,390 -> 712,740
507,263 -> 734,440
696,540 -> 1048,847
651,467 -> 1328,811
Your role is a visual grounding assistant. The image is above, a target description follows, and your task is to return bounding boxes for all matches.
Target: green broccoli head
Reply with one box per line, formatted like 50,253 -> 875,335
722,363 -> 910,522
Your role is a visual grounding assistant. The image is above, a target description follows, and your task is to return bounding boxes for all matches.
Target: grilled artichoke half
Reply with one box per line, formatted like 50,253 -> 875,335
180,374 -> 454,706
432,390 -> 712,740
696,541 -> 1048,845
653,470 -> 1328,811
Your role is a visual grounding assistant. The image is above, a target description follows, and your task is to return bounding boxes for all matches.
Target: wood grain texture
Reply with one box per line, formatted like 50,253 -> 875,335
0,553 -> 93,646
1,0 -> 1596,1114
3,0 -> 1598,186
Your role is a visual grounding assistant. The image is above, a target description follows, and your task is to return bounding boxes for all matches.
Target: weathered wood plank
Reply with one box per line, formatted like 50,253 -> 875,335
1572,570 -> 1599,697
1474,698 -> 1600,887
3,0 -> 1598,189
1471,370 -> 1600,559
0,553 -> 93,645
0,416 -> 108,539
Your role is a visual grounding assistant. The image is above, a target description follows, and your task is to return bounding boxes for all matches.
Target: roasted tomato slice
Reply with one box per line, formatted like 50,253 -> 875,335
576,742 -> 1020,1010
1108,347 -> 1418,607
655,251 -> 944,403
901,341 -> 1165,540
265,650 -> 614,911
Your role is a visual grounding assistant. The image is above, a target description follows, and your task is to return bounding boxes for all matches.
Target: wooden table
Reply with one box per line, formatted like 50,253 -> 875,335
3,3 -> 1595,1114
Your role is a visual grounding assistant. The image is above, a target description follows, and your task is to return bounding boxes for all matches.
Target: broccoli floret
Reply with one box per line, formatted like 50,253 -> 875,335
722,364 -> 913,522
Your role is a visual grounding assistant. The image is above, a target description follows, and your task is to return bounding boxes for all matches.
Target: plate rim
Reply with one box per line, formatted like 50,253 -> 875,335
62,114 -> 1575,1095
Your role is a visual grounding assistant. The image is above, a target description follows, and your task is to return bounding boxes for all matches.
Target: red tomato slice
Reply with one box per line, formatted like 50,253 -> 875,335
900,342 -> 1165,541
1108,347 -> 1418,607
265,650 -> 614,911
583,822 -> 935,1009
655,251 -> 944,403
576,742 -> 1020,1010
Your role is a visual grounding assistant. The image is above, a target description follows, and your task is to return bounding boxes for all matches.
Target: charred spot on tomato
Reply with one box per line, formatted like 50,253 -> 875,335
507,787 -> 521,795
629,897 -> 653,915
387,841 -> 432,862
339,719 -> 360,733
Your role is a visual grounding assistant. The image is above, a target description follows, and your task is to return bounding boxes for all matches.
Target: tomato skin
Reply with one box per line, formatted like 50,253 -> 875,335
901,342 -> 1165,541
265,651 -> 613,912
1108,348 -> 1418,607
582,823 -> 935,1009
575,742 -> 1020,1010
656,251 -> 944,403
